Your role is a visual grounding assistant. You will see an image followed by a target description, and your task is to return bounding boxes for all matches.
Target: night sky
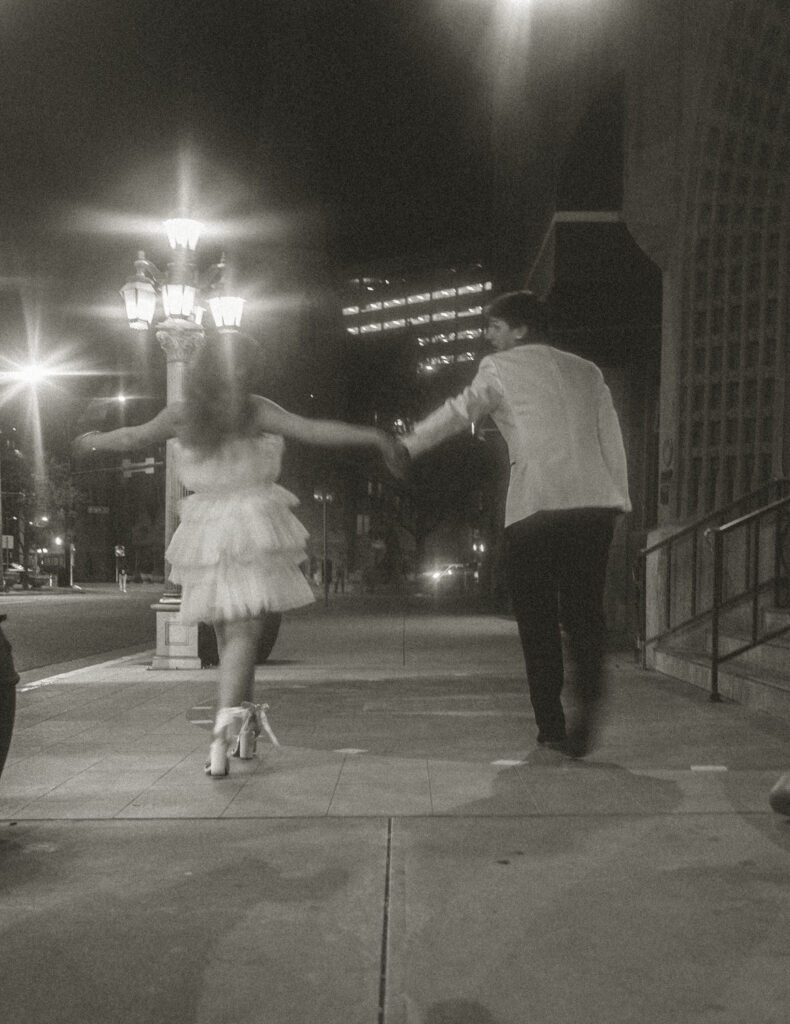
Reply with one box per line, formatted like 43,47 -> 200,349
1,1 -> 495,268
0,0 -> 520,449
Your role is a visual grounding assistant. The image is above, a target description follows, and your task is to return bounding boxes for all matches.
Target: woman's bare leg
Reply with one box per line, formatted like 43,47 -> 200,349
214,616 -> 264,709
205,617 -> 265,776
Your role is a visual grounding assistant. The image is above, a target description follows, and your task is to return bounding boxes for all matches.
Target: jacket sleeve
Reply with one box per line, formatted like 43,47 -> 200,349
597,380 -> 631,510
402,357 -> 504,458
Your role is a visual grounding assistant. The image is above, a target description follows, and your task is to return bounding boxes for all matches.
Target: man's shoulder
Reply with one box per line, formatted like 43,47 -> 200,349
489,344 -> 552,370
543,345 -> 603,380
491,345 -> 603,390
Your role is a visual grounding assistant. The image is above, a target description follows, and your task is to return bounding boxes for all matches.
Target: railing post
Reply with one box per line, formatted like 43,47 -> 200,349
691,528 -> 698,619
776,506 -> 789,608
665,537 -> 673,633
751,517 -> 760,646
638,552 -> 647,669
710,529 -> 723,702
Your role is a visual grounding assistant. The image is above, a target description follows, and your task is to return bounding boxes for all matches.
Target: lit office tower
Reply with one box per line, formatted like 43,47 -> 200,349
341,265 -> 492,377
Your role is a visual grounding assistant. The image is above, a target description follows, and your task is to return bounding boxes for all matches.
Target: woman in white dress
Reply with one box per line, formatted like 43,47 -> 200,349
73,334 -> 405,776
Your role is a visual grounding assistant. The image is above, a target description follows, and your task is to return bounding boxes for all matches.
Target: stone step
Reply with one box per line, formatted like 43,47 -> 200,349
653,644 -> 790,722
764,607 -> 790,631
714,629 -> 790,676
717,603 -> 790,635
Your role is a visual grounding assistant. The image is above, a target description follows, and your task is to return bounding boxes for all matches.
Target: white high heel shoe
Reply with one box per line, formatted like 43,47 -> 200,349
204,706 -> 245,778
233,702 -> 280,759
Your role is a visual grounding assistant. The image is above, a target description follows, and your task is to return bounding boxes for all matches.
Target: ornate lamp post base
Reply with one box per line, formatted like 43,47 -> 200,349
150,599 -> 202,670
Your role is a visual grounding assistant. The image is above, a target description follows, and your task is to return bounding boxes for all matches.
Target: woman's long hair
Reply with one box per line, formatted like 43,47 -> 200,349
180,333 -> 262,452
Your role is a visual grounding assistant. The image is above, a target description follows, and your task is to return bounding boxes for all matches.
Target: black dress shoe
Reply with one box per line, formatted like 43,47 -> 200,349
565,725 -> 591,758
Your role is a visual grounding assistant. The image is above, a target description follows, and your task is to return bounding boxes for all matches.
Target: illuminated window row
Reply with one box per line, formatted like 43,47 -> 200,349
417,351 -> 477,374
343,281 -> 492,319
346,307 -> 484,335
418,355 -> 455,373
417,327 -> 484,347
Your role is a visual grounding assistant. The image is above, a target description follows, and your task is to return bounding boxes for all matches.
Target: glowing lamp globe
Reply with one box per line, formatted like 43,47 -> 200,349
120,273 -> 157,331
164,218 -> 202,251
209,294 -> 245,331
162,282 -> 197,319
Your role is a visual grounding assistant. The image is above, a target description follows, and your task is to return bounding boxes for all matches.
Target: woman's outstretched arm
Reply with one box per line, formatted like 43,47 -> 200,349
252,396 -> 408,479
72,404 -> 181,456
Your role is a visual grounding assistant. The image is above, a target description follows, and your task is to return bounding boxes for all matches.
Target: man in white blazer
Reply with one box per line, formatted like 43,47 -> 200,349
401,291 -> 631,757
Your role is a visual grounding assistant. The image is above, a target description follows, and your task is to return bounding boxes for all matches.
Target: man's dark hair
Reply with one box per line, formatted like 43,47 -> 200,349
486,291 -> 549,334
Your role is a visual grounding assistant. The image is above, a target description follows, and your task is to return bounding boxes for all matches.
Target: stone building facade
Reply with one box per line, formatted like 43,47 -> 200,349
506,0 -> 789,530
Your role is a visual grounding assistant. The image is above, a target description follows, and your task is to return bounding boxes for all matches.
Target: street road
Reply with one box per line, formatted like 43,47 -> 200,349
0,583 -> 158,678
0,583 -> 499,682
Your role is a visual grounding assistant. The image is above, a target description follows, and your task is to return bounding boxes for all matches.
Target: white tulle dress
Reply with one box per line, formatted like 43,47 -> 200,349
165,433 -> 315,624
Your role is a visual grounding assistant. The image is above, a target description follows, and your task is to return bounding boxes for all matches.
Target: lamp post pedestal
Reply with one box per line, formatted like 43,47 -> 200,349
150,599 -> 201,670
149,319 -> 205,670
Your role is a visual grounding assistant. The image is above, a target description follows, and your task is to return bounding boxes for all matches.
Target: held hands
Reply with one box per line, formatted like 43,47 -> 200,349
379,435 -> 411,481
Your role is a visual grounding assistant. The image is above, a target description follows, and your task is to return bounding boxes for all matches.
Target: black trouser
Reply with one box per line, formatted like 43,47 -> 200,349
505,508 -> 616,742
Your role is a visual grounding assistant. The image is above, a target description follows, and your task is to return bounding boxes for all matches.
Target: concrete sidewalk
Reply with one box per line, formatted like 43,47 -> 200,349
2,598 -> 790,1023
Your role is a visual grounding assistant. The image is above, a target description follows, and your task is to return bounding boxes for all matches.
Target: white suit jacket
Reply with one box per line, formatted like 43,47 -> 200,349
402,344 -> 631,528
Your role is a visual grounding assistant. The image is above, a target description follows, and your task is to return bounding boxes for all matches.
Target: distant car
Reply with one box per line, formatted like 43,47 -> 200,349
419,563 -> 478,594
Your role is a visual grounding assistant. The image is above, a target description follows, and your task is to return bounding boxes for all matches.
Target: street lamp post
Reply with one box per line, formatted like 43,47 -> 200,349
120,218 -> 244,669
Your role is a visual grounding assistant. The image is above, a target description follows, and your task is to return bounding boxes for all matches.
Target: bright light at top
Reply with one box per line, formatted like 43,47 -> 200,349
164,218 -> 202,251
2,364 -> 50,386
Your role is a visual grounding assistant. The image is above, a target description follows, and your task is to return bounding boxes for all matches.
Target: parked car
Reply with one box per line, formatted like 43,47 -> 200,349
2,564 -> 52,591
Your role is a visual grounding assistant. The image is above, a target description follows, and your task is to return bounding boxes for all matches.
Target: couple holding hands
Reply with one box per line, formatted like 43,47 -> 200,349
74,291 -> 630,776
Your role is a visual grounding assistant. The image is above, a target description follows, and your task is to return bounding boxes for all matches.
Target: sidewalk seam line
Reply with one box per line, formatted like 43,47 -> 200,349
325,753 -> 347,815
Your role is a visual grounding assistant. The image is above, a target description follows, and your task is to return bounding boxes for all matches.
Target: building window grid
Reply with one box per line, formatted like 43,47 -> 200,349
345,287 -> 490,337
676,3 -> 789,517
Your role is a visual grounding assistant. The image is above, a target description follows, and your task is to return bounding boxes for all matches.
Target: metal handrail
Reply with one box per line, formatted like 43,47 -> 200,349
709,493 -> 790,700
639,478 -> 790,659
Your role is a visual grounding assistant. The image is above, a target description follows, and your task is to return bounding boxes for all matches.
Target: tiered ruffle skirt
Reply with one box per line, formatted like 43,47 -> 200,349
166,484 -> 314,624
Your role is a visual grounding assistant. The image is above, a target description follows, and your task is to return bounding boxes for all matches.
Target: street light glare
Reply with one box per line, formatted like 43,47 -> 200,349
0,364 -> 49,387
1,354 -> 99,389
19,364 -> 48,385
